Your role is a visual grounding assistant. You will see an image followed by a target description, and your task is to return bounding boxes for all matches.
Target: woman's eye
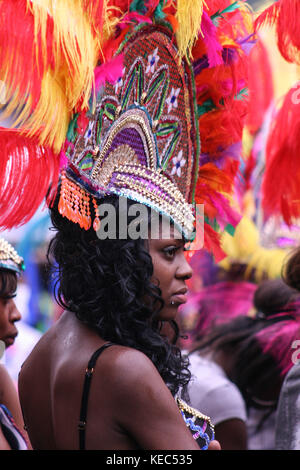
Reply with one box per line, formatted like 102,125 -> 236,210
0,294 -> 16,306
163,247 -> 177,258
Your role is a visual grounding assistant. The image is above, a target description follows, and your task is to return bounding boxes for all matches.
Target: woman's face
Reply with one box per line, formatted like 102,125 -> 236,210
0,272 -> 21,348
148,224 -> 193,321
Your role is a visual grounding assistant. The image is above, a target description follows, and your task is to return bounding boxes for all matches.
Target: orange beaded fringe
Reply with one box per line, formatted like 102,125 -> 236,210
58,171 -> 97,231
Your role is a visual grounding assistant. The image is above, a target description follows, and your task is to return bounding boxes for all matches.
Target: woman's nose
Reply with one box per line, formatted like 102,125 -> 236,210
176,253 -> 193,280
10,300 -> 22,323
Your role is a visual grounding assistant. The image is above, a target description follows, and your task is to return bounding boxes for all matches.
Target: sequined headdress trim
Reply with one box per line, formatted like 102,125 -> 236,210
0,238 -> 25,274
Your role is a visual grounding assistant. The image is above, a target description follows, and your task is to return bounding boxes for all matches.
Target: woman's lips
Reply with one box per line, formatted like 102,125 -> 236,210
4,334 -> 17,347
170,293 -> 188,305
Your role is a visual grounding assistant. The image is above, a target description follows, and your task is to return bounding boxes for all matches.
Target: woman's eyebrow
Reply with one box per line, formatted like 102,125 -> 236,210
159,238 -> 185,246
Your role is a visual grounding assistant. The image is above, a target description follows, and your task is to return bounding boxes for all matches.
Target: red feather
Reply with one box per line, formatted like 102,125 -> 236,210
255,0 -> 300,65
254,1 -> 279,31
277,0 -> 300,64
0,128 -> 60,229
262,87 -> 300,224
204,224 -> 226,262
83,0 -> 105,36
246,38 -> 274,135
0,0 -> 44,114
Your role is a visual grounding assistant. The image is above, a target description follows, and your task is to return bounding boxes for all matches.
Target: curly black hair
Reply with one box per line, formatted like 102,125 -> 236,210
47,193 -> 191,396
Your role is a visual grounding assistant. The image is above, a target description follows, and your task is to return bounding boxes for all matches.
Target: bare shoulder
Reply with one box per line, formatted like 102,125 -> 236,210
0,364 -> 9,381
99,345 -> 163,388
18,323 -> 60,392
0,365 -> 15,395
93,345 -> 199,450
95,345 -> 171,408
0,365 -> 11,398
19,329 -> 51,371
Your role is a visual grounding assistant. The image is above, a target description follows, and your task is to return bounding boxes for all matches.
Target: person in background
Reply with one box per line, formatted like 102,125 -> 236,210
274,247 -> 300,450
186,278 -> 300,450
275,363 -> 300,450
0,237 -> 30,450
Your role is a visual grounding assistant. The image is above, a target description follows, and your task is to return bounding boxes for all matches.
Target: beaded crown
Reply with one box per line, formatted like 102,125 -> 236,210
0,0 -> 255,259
0,238 -> 25,275
64,25 -> 198,239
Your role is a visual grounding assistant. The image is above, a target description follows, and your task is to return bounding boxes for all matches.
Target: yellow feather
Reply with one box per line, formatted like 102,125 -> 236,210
221,216 -> 259,260
1,70 -> 70,152
26,70 -> 70,152
219,216 -> 289,282
27,0 -> 99,109
0,0 -> 109,152
175,0 -> 207,59
244,248 -> 287,282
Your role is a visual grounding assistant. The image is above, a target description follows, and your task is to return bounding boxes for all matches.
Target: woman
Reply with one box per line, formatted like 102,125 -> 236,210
274,247 -> 300,450
0,0 -> 252,451
0,253 -> 22,349
18,196 -> 217,450
0,237 -> 29,450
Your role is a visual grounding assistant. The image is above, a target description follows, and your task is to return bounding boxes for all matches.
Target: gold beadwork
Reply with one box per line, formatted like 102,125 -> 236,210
94,145 -> 139,188
141,92 -> 147,105
115,106 -> 122,119
176,398 -> 214,429
152,119 -> 159,131
0,238 -> 24,271
92,146 -> 100,158
114,175 -> 194,234
91,109 -> 157,181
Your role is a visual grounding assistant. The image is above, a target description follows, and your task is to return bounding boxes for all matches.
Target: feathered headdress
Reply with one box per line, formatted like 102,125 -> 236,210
0,0 -> 254,259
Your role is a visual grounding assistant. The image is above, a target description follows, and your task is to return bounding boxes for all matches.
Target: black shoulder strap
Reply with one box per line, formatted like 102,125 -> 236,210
78,342 -> 114,450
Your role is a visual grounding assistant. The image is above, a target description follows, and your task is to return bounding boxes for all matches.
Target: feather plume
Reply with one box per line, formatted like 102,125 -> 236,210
94,54 -> 125,92
201,11 -> 223,67
254,1 -> 279,30
203,223 -> 226,262
0,0 -> 100,151
246,38 -> 274,135
262,87 -> 300,224
255,0 -> 300,65
0,128 -> 60,229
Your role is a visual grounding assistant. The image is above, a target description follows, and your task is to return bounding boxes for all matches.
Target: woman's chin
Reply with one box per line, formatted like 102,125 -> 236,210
158,305 -> 179,321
